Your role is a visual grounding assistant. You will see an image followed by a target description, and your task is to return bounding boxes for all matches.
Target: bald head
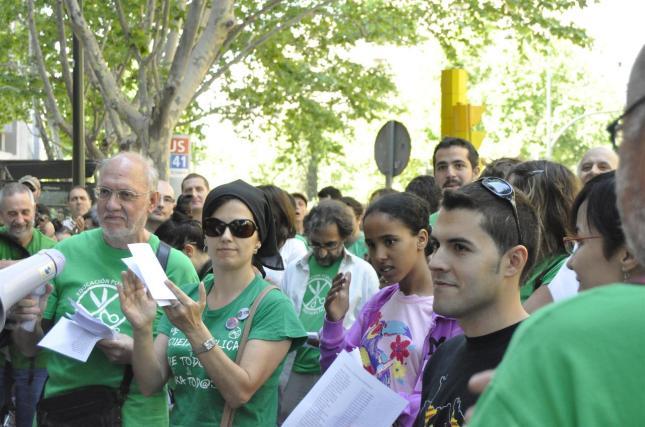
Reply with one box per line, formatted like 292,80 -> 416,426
98,152 -> 158,192
577,146 -> 619,184
616,45 -> 645,266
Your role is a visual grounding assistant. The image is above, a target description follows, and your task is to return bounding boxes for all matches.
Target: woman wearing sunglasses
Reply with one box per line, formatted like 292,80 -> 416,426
565,171 -> 644,290
321,192 -> 462,427
119,179 -> 306,426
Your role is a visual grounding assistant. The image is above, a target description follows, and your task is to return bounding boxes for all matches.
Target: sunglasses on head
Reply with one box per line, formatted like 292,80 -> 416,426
203,217 -> 257,238
479,177 -> 523,245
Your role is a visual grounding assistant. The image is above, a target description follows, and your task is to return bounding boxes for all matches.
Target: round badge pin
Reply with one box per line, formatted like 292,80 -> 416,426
237,308 -> 250,320
225,317 -> 239,330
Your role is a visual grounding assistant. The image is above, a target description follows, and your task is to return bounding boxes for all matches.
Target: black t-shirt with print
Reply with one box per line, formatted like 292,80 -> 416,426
414,322 -> 521,427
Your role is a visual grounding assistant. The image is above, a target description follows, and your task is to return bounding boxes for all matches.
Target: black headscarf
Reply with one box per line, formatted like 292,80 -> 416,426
202,179 -> 283,272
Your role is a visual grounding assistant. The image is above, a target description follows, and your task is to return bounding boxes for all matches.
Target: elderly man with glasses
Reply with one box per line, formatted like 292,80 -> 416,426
13,152 -> 198,426
146,179 -> 176,233
279,199 -> 379,422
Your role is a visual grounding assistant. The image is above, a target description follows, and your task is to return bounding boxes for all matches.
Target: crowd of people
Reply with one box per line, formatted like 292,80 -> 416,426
0,46 -> 644,427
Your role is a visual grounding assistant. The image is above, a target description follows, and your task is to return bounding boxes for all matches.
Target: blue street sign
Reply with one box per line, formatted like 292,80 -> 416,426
170,153 -> 189,170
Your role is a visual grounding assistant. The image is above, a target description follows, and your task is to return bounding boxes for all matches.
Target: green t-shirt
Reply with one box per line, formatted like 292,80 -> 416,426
0,227 -> 56,369
470,284 -> 645,427
429,211 -> 439,228
293,256 -> 342,374
43,228 -> 198,427
158,274 -> 306,427
520,253 -> 567,302
345,231 -> 368,260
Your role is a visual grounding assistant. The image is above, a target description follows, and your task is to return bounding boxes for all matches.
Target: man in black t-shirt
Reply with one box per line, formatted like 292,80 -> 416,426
415,179 -> 540,427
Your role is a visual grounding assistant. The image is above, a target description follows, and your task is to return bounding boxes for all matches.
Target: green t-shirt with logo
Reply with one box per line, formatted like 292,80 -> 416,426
293,256 -> 342,374
345,231 -> 368,260
43,228 -> 198,427
158,274 -> 306,427
0,227 -> 56,369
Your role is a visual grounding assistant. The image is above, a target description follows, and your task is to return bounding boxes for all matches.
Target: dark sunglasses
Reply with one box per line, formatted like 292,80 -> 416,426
479,177 -> 523,245
203,218 -> 257,238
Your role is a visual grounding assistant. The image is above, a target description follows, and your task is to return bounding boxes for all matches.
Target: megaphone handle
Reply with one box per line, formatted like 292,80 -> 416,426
20,284 -> 47,332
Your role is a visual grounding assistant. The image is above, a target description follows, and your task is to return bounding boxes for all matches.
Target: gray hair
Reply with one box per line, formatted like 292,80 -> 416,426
304,199 -> 355,240
0,182 -> 35,210
97,151 -> 158,191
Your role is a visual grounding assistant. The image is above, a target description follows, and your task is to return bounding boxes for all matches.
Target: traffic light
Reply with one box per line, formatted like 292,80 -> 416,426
441,69 -> 486,149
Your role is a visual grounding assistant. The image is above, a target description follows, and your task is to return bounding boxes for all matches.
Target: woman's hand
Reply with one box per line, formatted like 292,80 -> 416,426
324,272 -> 351,322
118,270 -> 158,331
163,280 -> 207,336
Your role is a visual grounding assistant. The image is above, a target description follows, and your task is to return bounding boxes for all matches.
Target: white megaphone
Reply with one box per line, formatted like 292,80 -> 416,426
0,249 -> 66,331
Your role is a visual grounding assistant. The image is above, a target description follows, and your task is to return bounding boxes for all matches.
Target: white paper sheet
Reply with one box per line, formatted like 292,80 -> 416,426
38,317 -> 103,362
123,243 -> 177,306
38,299 -> 119,362
282,350 -> 408,427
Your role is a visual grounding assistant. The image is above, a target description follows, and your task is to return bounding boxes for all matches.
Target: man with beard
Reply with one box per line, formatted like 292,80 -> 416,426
0,182 -> 56,427
467,45 -> 645,426
13,152 -> 198,426
146,180 -> 176,232
279,199 -> 379,421
430,138 -> 480,226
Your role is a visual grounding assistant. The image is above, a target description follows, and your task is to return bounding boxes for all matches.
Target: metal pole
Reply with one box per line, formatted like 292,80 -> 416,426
72,0 -> 85,186
386,121 -> 394,188
546,110 -> 619,159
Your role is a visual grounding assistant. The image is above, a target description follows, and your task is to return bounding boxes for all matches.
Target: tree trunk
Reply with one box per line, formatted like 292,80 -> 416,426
305,155 -> 319,201
148,119 -> 172,180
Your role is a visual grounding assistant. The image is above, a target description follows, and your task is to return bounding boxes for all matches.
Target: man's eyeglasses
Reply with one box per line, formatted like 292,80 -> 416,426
563,235 -> 602,255
309,240 -> 343,252
95,186 -> 149,203
607,94 -> 645,151
479,177 -> 523,245
203,218 -> 257,238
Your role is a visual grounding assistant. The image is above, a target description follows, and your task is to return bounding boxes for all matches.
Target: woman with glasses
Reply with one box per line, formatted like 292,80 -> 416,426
565,172 -> 643,290
320,192 -> 462,427
508,160 -> 580,301
119,179 -> 306,426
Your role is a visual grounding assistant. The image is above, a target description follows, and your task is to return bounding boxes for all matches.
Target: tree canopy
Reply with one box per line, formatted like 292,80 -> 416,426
0,0 -> 590,188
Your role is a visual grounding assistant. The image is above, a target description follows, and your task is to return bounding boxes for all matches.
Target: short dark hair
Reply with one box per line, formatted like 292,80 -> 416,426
509,160 -> 579,260
181,173 -> 209,191
317,186 -> 342,200
258,184 -> 297,248
364,192 -> 432,256
340,196 -> 364,219
432,137 -> 479,170
405,175 -> 441,214
68,185 -> 91,202
441,182 -> 540,282
570,171 -> 624,259
155,219 -> 205,252
480,157 -> 522,180
368,187 -> 398,204
304,199 -> 354,240
292,192 -> 308,206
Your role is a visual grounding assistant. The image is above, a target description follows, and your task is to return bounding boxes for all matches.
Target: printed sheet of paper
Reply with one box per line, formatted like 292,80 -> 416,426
39,299 -> 118,362
38,317 -> 102,362
123,243 -> 177,306
282,350 -> 408,427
